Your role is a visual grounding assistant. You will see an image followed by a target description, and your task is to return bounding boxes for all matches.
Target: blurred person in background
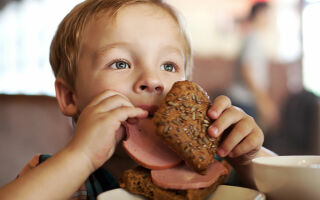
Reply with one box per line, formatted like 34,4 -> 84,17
227,1 -> 279,133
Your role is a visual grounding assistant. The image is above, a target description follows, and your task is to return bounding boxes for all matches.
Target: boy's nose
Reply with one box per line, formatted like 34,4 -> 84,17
134,71 -> 164,94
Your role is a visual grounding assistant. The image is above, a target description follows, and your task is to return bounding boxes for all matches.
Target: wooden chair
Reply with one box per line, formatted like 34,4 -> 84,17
0,94 -> 72,186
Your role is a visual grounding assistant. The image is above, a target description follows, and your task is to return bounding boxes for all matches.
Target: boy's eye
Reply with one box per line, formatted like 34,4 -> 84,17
110,61 -> 130,69
160,63 -> 176,72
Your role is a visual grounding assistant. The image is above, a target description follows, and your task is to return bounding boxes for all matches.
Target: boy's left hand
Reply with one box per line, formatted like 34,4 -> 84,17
207,95 -> 264,165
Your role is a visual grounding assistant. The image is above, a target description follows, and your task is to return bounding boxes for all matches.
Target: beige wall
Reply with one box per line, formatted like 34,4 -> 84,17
167,0 -> 301,62
168,0 -> 250,58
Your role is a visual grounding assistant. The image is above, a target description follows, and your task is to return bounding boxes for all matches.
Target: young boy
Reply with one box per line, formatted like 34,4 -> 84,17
0,0 -> 275,199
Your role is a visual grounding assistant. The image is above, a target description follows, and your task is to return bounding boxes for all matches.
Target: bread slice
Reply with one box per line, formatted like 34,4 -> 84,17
153,81 -> 221,174
119,166 -> 227,200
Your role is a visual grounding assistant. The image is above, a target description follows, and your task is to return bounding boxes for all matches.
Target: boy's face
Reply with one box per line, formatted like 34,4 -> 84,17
74,3 -> 186,112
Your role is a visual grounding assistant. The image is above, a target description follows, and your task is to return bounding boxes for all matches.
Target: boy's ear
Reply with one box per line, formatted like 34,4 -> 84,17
55,78 -> 77,117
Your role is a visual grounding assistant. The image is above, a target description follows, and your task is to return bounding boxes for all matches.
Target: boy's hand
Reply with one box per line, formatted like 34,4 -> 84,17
67,90 -> 147,172
207,95 -> 264,165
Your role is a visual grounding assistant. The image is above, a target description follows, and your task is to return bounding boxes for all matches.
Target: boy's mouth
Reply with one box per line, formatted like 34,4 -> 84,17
148,113 -> 154,118
138,105 -> 159,119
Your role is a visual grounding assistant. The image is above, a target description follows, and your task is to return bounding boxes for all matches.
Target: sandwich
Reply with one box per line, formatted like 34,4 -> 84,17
120,80 -> 230,200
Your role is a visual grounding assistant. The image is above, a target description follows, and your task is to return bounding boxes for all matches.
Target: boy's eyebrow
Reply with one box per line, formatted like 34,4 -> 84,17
159,45 -> 185,58
160,45 -> 186,66
95,42 -> 129,56
95,42 -> 184,59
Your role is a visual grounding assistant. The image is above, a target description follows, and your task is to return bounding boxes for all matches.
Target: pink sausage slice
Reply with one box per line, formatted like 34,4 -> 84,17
151,161 -> 228,190
122,122 -> 181,170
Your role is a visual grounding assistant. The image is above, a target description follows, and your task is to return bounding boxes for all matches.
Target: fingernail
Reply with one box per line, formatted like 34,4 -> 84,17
211,127 -> 219,137
218,148 -> 225,157
138,110 -> 148,118
211,110 -> 218,119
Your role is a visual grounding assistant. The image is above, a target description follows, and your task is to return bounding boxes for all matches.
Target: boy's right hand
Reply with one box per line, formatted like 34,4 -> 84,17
67,90 -> 148,172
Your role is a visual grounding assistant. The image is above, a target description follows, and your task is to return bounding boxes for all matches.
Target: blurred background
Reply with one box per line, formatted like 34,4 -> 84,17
0,0 -> 319,186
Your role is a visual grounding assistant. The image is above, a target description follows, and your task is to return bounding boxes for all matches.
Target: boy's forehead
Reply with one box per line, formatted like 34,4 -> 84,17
91,3 -> 176,26
82,3 -> 183,48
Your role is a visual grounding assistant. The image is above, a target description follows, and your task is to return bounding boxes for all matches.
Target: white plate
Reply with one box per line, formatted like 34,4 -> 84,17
98,186 -> 265,200
97,188 -> 146,200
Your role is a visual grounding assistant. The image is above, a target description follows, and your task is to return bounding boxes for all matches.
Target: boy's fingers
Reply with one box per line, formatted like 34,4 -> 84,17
94,94 -> 134,113
107,106 -> 148,122
208,106 -> 244,138
88,90 -> 131,107
216,117 -> 254,157
228,128 -> 264,158
208,95 -> 232,119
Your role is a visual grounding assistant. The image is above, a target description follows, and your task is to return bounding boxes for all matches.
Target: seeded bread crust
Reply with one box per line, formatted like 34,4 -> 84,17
119,166 -> 227,200
153,81 -> 221,174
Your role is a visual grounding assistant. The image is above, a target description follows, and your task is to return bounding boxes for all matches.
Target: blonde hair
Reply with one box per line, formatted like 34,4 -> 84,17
49,0 -> 193,90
